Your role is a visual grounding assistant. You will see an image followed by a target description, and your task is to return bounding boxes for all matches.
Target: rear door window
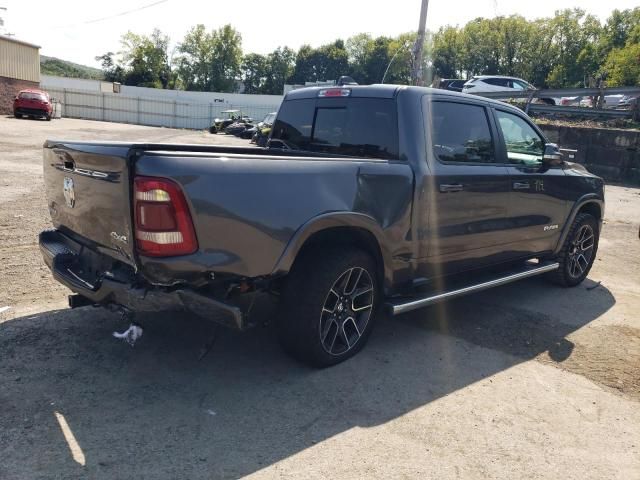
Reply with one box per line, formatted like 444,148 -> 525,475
429,101 -> 496,164
271,98 -> 398,160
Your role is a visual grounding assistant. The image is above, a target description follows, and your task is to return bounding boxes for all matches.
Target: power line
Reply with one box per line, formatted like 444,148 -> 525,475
52,0 -> 169,29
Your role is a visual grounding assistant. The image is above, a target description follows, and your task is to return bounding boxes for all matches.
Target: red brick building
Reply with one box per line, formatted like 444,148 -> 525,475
0,35 -> 40,115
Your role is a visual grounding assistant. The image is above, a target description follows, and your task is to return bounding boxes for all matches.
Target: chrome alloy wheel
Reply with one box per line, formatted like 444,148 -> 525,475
567,224 -> 595,279
319,267 -> 374,356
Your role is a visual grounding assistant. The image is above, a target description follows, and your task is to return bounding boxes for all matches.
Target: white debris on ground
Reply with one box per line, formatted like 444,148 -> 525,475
112,324 -> 143,346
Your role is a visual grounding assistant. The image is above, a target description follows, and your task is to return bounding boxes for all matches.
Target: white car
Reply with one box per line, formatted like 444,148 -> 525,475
462,75 -> 535,93
559,95 -> 624,109
462,75 -> 557,104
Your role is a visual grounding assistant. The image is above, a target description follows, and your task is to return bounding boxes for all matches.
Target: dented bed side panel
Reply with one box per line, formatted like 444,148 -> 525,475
134,153 -> 415,288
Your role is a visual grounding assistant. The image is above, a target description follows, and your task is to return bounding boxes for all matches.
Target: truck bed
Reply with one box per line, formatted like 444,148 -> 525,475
43,140 -> 415,287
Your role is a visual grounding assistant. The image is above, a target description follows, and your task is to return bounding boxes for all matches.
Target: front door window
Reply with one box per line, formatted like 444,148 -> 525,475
495,110 -> 544,166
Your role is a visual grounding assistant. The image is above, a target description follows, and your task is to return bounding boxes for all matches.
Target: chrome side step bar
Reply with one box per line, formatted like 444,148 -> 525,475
387,262 -> 559,316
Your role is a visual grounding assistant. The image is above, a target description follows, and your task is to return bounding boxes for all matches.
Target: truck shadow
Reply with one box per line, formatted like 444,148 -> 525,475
0,277 -> 614,479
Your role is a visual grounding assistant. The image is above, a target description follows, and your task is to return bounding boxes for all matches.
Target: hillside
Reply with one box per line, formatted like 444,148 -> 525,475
40,55 -> 103,80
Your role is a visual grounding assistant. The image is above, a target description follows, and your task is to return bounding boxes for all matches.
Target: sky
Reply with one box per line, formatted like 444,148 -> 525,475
1,0 -> 639,68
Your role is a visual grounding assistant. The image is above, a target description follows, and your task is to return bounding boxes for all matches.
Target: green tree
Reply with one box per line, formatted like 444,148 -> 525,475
603,43 -> 640,86
175,24 -> 215,91
346,33 -> 374,82
601,8 -> 640,52
263,47 -> 296,95
432,26 -> 462,78
119,29 -> 172,88
176,24 -> 242,92
458,18 -> 502,76
289,45 -> 315,84
386,33 -> 415,85
210,24 -> 243,92
241,53 -> 268,94
312,40 -> 350,82
95,52 -> 125,83
289,40 -> 349,84
546,9 -> 601,87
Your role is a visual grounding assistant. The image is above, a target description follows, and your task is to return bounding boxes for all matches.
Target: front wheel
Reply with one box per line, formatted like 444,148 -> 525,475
548,213 -> 599,287
278,247 -> 379,367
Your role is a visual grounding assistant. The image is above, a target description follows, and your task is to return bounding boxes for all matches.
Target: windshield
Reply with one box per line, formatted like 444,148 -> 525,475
263,113 -> 276,124
19,92 -> 47,101
270,98 -> 399,160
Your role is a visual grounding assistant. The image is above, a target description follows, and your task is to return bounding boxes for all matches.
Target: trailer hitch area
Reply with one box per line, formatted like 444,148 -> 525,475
110,307 -> 143,347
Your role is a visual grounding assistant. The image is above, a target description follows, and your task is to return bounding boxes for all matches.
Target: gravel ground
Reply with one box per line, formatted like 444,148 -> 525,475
0,116 -> 639,480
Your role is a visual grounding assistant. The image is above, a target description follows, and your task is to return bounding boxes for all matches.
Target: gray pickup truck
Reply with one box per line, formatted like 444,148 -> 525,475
40,85 -> 604,366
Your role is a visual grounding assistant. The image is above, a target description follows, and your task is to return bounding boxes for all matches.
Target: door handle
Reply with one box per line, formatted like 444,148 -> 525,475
439,183 -> 464,193
513,182 -> 530,190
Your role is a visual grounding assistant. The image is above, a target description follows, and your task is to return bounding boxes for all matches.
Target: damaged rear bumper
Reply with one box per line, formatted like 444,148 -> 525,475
39,230 -> 245,330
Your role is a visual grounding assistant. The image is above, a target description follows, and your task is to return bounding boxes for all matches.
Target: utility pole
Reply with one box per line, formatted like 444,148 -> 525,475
411,0 -> 429,86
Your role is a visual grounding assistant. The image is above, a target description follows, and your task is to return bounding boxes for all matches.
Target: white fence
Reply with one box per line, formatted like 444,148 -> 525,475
45,87 -> 283,130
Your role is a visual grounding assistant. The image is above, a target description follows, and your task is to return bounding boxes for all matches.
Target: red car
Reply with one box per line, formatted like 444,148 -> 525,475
13,89 -> 53,121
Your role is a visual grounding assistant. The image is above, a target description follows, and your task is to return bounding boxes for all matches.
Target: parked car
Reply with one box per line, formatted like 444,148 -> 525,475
13,89 -> 53,120
209,110 -> 252,134
39,85 -> 604,367
251,112 -> 277,146
616,94 -> 639,110
257,112 -> 277,129
225,121 -> 253,136
463,75 -> 556,104
431,78 -> 467,92
240,125 -> 258,139
559,94 -> 624,109
463,75 -> 534,92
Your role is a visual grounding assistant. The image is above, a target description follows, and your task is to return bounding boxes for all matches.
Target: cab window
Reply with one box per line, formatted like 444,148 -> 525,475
271,98 -> 398,160
429,101 -> 496,164
495,110 -> 544,166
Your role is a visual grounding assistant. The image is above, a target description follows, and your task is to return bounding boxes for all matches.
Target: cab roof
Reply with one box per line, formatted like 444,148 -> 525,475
283,84 -> 525,113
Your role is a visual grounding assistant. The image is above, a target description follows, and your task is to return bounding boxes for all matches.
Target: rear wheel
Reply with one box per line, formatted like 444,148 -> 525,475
548,213 -> 599,287
14,113 -> 22,119
278,247 -> 379,367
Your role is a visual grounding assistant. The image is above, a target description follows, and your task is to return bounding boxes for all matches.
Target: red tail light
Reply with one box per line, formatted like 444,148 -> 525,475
134,176 -> 198,257
318,88 -> 351,97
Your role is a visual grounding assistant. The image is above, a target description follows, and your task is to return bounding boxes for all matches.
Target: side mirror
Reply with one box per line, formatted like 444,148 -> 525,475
542,143 -> 563,167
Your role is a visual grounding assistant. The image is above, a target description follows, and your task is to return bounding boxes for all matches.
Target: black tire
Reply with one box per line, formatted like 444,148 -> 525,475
14,113 -> 22,119
548,213 -> 599,287
209,126 -> 217,134
45,114 -> 52,121
278,247 -> 380,367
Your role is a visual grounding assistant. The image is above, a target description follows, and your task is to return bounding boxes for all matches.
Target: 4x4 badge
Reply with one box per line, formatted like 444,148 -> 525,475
63,177 -> 75,208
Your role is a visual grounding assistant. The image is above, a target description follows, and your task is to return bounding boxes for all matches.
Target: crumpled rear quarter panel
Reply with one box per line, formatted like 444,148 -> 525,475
135,152 -> 414,284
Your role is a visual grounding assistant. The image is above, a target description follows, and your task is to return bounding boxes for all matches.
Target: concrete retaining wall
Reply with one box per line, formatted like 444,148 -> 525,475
538,124 -> 640,184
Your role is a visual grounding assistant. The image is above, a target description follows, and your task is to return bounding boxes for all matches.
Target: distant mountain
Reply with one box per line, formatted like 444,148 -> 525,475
40,55 -> 104,80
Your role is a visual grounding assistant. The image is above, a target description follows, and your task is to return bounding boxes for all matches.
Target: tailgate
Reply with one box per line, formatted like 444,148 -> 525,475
43,141 -> 136,265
